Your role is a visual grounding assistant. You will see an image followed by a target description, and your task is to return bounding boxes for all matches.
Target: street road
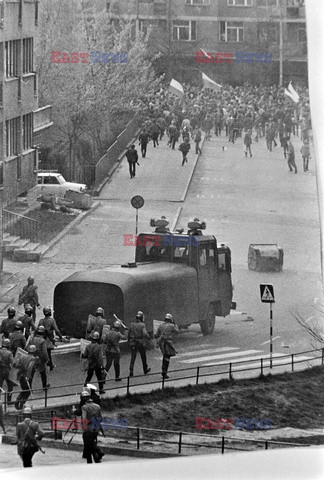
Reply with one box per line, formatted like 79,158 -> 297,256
2,129 -> 322,408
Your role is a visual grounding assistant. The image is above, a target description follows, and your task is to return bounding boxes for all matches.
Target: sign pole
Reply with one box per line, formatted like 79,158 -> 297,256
135,208 -> 138,237
270,303 -> 273,369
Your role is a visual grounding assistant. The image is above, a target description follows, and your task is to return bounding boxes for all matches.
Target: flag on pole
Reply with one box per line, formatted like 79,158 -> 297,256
168,78 -> 184,97
284,88 -> 295,102
288,82 -> 300,103
202,72 -> 222,91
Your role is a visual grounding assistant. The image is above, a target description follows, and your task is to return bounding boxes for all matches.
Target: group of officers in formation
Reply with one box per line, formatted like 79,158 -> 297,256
0,276 -> 180,412
82,308 -> 179,394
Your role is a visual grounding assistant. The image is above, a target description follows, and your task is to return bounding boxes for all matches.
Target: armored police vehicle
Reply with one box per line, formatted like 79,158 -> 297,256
53,218 -> 234,337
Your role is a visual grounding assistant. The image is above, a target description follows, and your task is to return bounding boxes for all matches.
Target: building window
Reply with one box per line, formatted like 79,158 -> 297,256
18,0 -> 22,26
17,156 -> 21,181
35,1 -> 39,26
23,113 -> 33,150
257,0 -> 279,5
228,0 -> 252,6
258,23 -> 279,42
139,19 -> 166,34
23,38 -> 33,74
185,0 -> 210,5
220,21 -> 244,42
298,28 -> 306,42
0,1 -> 4,29
172,20 -> 196,41
5,40 -> 19,78
6,117 -> 20,158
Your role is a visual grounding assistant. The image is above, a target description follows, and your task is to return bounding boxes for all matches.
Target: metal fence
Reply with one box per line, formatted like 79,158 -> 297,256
3,347 -> 323,412
2,208 -> 39,243
9,410 -> 310,456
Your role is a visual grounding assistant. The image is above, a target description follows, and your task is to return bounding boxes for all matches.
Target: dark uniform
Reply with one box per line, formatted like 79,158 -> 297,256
9,325 -> 26,356
83,334 -> 105,394
104,324 -> 126,381
17,305 -> 36,340
128,314 -> 151,376
0,308 -> 17,339
0,340 -> 14,402
81,397 -> 103,464
30,329 -> 49,390
155,314 -> 179,379
16,411 -> 44,468
38,309 -> 63,370
138,130 -> 150,158
287,142 -> 297,174
18,277 -> 40,322
15,350 -> 37,410
125,145 -> 139,179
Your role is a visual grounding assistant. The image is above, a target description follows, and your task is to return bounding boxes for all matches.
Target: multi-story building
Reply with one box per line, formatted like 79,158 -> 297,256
0,0 -> 52,206
106,0 -> 307,85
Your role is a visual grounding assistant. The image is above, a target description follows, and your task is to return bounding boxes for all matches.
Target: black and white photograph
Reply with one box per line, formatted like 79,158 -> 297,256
0,0 -> 323,478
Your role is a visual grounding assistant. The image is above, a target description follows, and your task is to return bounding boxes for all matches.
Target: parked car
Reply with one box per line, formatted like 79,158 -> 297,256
37,172 -> 87,197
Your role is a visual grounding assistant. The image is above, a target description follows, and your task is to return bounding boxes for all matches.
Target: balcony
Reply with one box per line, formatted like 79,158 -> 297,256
286,0 -> 305,19
33,105 -> 53,133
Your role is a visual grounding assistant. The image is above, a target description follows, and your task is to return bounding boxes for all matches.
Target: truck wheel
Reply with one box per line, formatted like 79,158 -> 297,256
200,304 -> 215,335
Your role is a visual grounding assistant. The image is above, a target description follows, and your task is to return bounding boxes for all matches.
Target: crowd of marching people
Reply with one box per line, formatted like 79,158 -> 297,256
127,81 -> 311,175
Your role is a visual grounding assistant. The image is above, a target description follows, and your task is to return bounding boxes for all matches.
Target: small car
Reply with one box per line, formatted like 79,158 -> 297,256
37,172 -> 87,197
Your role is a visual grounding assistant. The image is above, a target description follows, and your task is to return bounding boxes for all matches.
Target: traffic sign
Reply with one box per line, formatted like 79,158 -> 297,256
260,284 -> 275,303
131,195 -> 144,209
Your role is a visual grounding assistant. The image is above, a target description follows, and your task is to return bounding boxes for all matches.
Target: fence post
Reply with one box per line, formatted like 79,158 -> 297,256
229,362 -> 232,379
126,376 -> 130,396
261,358 -> 263,376
44,387 -> 48,408
221,436 -> 225,454
265,441 -> 268,450
136,427 -> 140,450
196,367 -> 200,385
3,391 -> 7,413
291,353 -> 294,372
322,348 -> 324,365
178,431 -> 182,454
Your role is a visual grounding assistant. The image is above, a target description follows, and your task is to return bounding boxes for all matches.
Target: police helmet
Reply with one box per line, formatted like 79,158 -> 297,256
92,331 -> 100,340
15,321 -> 23,330
27,276 -> 34,285
2,338 -> 11,348
25,304 -> 33,313
43,306 -> 52,316
28,345 -> 37,353
96,307 -> 104,316
81,390 -> 90,398
113,321 -> 121,330
136,311 -> 144,320
165,313 -> 173,322
7,306 -> 16,316
37,325 -> 45,334
23,406 -> 32,415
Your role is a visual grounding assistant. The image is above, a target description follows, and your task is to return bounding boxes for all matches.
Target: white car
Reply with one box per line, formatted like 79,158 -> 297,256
37,172 -> 87,197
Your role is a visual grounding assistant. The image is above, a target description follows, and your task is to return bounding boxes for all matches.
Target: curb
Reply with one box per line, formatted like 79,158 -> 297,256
40,201 -> 102,258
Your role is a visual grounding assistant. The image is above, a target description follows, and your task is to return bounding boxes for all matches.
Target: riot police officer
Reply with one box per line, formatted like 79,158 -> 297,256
38,306 -> 63,370
17,304 -> 36,340
128,311 -> 151,376
104,321 -> 126,382
155,313 -> 179,379
0,307 -> 17,339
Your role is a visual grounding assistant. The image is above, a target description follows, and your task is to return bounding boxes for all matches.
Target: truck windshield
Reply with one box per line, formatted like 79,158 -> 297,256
135,234 -> 191,263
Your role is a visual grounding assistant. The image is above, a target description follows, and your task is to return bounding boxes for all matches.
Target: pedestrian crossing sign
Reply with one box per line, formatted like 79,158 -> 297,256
260,284 -> 275,303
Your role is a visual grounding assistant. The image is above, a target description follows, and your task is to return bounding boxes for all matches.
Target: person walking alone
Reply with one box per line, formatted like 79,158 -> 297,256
287,140 -> 297,174
154,313 -> 179,379
126,144 -> 139,179
16,406 -> 44,468
179,137 -> 191,166
244,130 -> 252,157
18,277 -> 40,322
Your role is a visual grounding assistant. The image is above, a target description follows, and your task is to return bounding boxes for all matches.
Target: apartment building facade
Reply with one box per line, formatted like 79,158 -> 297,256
107,0 -> 307,85
0,0 -> 52,206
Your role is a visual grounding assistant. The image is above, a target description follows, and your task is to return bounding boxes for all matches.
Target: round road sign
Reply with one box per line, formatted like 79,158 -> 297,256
131,195 -> 145,209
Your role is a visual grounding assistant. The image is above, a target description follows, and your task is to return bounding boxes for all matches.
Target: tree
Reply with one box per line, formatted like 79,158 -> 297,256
35,0 -> 161,181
